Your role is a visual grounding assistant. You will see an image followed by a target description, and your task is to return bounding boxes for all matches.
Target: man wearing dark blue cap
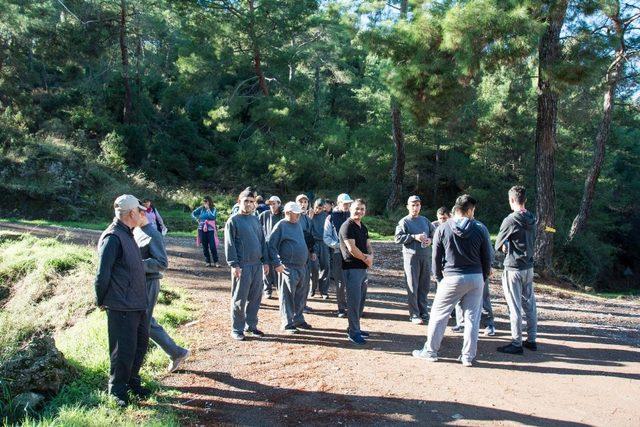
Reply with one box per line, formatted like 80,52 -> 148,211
394,195 -> 435,324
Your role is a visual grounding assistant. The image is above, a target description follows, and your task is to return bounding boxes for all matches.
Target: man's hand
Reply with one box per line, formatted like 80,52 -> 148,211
363,254 -> 373,268
232,267 -> 242,278
263,264 -> 270,275
423,237 -> 432,246
275,265 -> 285,274
310,253 -> 317,261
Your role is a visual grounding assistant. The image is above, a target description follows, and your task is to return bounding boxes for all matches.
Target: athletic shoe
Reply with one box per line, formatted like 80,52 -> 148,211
321,294 -> 329,300
231,331 -> 245,341
214,263 -> 221,268
412,349 -> 438,362
410,316 -> 424,325
303,306 -> 313,314
110,393 -> 129,408
337,311 -> 347,318
523,341 -> 538,351
309,292 -> 316,298
295,322 -> 313,330
206,262 -> 212,267
244,328 -> 265,338
129,385 -> 152,400
348,334 -> 367,345
497,343 -> 524,354
168,349 -> 191,373
451,325 -> 464,333
283,325 -> 298,334
484,325 -> 496,336
457,356 -> 473,367
347,327 -> 369,337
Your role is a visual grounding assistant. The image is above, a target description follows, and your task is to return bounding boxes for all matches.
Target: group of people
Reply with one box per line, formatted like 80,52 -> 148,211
94,184 -> 538,406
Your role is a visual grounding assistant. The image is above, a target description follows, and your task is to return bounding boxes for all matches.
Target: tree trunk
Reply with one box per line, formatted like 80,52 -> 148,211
313,62 -> 321,121
568,8 -> 627,241
119,0 -> 133,123
533,0 -> 568,274
433,139 -> 440,205
248,0 -> 269,96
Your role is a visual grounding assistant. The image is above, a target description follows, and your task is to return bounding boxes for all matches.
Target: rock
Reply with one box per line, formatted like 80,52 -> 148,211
11,392 -> 46,412
0,333 -> 77,397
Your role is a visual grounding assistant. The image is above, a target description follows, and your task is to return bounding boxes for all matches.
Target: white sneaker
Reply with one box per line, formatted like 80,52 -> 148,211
484,325 -> 496,336
457,355 -> 473,367
412,349 -> 438,362
167,349 -> 191,373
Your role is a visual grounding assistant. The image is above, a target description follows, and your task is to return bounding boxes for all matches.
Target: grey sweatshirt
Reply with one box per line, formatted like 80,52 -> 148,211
259,209 -> 283,239
224,213 -> 269,268
494,210 -> 536,271
310,211 -> 328,241
432,217 -> 492,281
395,215 -> 436,256
268,219 -> 309,267
134,223 -> 168,280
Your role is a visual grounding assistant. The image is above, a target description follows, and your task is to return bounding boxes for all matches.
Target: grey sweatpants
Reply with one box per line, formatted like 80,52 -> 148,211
310,241 -> 331,296
263,264 -> 278,294
231,263 -> 263,334
147,278 -> 187,360
423,273 -> 484,362
344,268 -> 368,335
295,265 -> 311,325
455,278 -> 494,328
331,250 -> 347,312
278,265 -> 307,328
402,252 -> 431,319
502,268 -> 537,346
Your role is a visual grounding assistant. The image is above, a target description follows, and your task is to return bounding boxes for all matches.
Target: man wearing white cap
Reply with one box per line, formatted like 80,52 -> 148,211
268,202 -> 313,332
323,193 -> 353,317
259,195 -> 283,299
394,195 -> 435,324
94,195 -> 150,407
294,193 -> 316,315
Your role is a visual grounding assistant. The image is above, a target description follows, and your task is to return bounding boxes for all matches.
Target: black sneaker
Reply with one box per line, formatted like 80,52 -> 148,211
497,343 -> 524,355
523,341 -> 538,351
347,327 -> 369,337
110,393 -> 129,408
337,311 -> 347,318
348,334 -> 367,345
129,385 -> 152,400
245,328 -> 265,338
283,325 -> 298,334
296,322 -> 313,330
303,306 -> 313,313
231,331 -> 245,341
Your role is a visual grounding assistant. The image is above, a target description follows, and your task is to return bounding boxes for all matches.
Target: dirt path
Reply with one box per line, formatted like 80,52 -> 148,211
2,222 -> 639,426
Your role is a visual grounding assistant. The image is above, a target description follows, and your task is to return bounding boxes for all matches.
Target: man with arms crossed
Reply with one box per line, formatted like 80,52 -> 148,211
225,189 -> 270,341
412,194 -> 492,366
395,195 -> 435,325
339,199 -> 373,345
495,185 -> 537,354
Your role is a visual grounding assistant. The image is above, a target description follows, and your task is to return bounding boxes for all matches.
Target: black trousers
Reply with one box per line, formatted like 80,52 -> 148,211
107,309 -> 149,397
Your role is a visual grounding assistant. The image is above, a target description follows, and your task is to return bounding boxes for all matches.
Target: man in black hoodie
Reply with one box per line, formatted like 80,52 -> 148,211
412,195 -> 492,367
495,186 -> 538,354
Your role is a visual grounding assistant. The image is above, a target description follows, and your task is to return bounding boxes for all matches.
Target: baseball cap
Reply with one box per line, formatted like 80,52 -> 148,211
114,194 -> 145,213
336,193 -> 353,204
407,195 -> 421,203
266,195 -> 281,205
295,194 -> 309,203
283,202 -> 303,214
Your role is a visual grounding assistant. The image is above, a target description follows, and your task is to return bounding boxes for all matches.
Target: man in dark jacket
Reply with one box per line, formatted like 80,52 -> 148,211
95,194 -> 149,407
412,194 -> 492,367
494,185 -> 538,354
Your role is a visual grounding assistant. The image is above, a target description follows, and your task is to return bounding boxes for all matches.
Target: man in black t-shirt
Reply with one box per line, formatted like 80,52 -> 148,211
339,199 -> 373,345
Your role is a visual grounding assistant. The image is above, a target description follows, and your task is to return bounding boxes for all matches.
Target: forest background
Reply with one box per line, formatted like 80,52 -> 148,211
0,0 -> 638,291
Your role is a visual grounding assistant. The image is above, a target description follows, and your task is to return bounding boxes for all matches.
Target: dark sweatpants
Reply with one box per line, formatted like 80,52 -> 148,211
199,229 -> 219,264
107,309 -> 150,398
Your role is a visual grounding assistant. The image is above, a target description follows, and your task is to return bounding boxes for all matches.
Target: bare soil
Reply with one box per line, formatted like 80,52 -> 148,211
3,222 -> 639,426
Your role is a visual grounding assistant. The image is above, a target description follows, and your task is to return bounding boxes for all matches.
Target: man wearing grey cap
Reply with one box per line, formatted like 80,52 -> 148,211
225,188 -> 270,341
259,195 -> 283,299
268,202 -> 312,333
394,195 -> 435,324
94,195 -> 150,407
323,193 -> 353,317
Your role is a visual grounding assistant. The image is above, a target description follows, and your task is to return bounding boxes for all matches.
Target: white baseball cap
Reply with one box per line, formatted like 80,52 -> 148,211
336,193 -> 353,204
114,194 -> 145,213
266,195 -> 281,205
295,194 -> 309,203
283,202 -> 303,214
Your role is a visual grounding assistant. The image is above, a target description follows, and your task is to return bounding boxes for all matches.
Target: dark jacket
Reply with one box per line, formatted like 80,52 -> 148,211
494,210 -> 536,271
95,219 -> 147,311
432,217 -> 492,281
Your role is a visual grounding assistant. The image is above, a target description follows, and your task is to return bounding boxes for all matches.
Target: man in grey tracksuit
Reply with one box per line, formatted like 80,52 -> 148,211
395,195 -> 435,324
225,189 -> 270,341
294,194 -> 316,314
413,194 -> 492,366
259,195 -> 283,299
310,199 -> 330,299
134,214 -> 190,373
268,202 -> 312,332
495,185 -> 538,354
323,193 -> 353,317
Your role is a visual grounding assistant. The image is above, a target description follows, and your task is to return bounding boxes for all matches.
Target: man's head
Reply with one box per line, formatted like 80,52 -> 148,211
296,194 -> 309,211
256,195 -> 264,205
436,206 -> 450,224
283,201 -> 302,223
314,198 -> 326,213
508,185 -> 526,211
406,195 -> 421,217
114,195 -> 146,228
324,199 -> 334,213
137,207 -> 150,227
238,188 -> 256,215
350,199 -> 366,221
336,193 -> 353,212
452,195 -> 477,218
266,195 -> 281,214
